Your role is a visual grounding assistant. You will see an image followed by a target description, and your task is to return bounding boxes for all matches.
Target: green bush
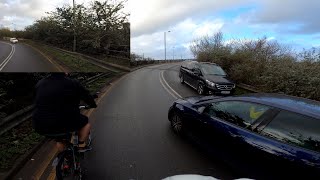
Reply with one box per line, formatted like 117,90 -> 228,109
190,32 -> 320,101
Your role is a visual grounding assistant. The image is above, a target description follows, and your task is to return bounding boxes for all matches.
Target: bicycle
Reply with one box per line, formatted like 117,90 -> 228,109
47,105 -> 94,180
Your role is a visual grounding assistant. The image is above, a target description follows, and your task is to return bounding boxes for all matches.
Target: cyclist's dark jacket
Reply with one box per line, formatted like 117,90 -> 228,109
32,74 -> 97,134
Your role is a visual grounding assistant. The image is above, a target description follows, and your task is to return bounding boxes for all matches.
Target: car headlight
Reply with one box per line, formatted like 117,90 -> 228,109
233,84 -> 236,88
205,80 -> 215,87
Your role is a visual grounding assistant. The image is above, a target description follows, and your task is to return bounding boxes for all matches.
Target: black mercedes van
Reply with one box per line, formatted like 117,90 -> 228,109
179,61 -> 236,95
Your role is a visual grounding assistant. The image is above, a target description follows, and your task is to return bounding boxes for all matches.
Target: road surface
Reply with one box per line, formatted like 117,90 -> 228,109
13,63 -> 246,180
84,63 -> 241,179
0,41 -> 59,72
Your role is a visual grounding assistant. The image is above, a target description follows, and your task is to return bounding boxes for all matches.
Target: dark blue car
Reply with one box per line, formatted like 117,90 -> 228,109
168,93 -> 320,179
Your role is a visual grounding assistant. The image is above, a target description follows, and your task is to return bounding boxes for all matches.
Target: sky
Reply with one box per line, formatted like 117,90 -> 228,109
130,0 -> 320,59
1,0 -> 320,60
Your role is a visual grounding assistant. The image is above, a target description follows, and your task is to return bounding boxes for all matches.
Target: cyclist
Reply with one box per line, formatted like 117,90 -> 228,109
32,72 -> 97,152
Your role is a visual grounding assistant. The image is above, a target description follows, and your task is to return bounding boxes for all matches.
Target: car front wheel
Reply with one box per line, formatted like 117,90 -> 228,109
170,112 -> 183,135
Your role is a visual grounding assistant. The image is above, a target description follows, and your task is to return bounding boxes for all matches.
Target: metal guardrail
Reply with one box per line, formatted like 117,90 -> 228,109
0,105 -> 34,136
0,73 -> 111,135
84,72 -> 112,85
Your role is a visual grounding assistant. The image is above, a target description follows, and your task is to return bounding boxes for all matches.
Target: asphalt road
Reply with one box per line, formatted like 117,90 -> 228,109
84,63 -> 242,179
0,41 -> 59,72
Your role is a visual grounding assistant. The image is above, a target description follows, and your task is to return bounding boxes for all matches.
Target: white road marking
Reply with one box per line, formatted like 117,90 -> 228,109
159,70 -> 183,99
160,72 -> 178,99
0,43 -> 15,71
161,71 -> 182,98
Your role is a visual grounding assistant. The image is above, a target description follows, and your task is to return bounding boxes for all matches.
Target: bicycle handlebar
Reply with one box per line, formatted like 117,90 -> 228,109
79,92 -> 99,110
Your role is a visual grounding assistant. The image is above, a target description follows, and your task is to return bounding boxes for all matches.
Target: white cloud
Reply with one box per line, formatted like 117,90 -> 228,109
244,0 -> 320,34
130,0 -> 251,37
193,19 -> 224,37
131,18 -> 225,59
0,0 -> 69,30
267,37 -> 275,41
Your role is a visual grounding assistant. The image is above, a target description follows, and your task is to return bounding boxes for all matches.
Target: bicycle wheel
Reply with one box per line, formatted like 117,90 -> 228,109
56,150 -> 82,180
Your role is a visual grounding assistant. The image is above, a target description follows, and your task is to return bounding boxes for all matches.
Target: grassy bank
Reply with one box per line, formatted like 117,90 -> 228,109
0,120 -> 44,171
24,40 -> 107,72
84,74 -> 117,93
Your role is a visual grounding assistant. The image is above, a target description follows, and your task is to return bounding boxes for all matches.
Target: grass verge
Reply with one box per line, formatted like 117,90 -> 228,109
24,41 -> 108,72
84,74 -> 116,93
0,120 -> 44,171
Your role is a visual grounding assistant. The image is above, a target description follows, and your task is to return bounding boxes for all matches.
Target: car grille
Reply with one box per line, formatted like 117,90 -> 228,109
216,84 -> 233,90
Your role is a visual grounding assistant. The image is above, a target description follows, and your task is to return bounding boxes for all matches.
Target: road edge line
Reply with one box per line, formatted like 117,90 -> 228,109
22,43 -> 66,72
0,42 -> 13,67
33,142 -> 58,179
159,71 -> 178,99
160,71 -> 182,98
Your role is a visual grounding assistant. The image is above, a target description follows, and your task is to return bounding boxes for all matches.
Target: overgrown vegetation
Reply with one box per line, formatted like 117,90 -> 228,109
85,75 -> 115,93
190,32 -> 320,101
130,53 -> 155,67
0,120 -> 44,171
0,0 -> 130,67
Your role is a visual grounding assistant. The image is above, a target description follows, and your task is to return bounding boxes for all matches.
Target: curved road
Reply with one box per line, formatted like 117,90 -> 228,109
0,41 -> 59,72
84,63 -> 242,179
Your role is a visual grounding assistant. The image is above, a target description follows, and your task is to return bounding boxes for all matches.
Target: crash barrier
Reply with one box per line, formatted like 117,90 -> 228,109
0,72 -> 112,135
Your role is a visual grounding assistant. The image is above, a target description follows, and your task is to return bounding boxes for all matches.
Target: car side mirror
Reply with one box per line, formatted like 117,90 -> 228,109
197,106 -> 206,114
193,69 -> 202,76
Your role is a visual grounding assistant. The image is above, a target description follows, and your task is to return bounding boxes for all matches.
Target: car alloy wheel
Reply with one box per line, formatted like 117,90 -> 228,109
171,113 -> 183,134
197,83 -> 204,95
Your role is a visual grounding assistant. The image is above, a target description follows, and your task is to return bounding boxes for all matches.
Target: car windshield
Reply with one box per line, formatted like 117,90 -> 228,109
200,64 -> 226,76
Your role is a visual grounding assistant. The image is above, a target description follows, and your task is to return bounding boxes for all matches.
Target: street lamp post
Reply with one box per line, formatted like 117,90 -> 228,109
164,30 -> 170,60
